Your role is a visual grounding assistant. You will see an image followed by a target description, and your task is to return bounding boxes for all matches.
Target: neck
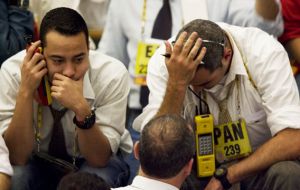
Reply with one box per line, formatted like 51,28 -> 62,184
139,170 -> 183,189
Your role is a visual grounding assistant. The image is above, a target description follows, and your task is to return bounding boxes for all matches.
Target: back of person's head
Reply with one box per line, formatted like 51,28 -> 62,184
138,114 -> 195,179
176,19 -> 226,72
57,172 -> 110,190
40,7 -> 89,48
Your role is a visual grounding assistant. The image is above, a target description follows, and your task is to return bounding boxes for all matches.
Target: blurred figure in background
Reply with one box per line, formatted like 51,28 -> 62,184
278,0 -> 300,93
29,0 -> 110,49
0,0 -> 34,66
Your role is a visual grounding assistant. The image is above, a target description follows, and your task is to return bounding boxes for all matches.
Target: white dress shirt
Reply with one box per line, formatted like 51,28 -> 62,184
0,50 -> 132,156
99,0 -> 283,109
112,176 -> 179,190
133,22 -> 300,151
0,134 -> 13,176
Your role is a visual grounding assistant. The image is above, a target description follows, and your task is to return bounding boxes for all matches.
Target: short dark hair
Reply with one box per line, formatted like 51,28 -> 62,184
57,172 -> 110,190
176,19 -> 226,72
139,114 -> 195,179
40,7 -> 89,48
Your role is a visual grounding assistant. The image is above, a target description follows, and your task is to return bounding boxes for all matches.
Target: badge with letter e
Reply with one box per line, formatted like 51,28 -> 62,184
134,39 -> 162,85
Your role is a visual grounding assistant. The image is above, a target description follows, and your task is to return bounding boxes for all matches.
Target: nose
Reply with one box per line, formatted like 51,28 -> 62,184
63,62 -> 75,78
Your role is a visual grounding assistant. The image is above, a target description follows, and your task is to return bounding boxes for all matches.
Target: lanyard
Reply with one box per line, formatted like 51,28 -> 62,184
36,105 -> 78,165
141,0 -> 147,39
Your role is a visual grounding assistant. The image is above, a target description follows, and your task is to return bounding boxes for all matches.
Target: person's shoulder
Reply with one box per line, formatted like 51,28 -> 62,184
88,50 -> 129,79
1,50 -> 26,75
89,50 -> 127,70
218,22 -> 284,52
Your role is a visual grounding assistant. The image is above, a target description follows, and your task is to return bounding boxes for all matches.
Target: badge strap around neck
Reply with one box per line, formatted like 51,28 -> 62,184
36,105 -> 78,165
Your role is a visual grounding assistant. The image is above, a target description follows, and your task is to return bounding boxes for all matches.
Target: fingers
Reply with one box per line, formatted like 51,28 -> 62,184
50,85 -> 60,93
31,59 -> 47,75
171,32 -> 202,59
195,47 -> 207,66
53,73 -> 67,81
24,40 -> 41,62
172,31 -> 187,54
188,38 -> 202,61
181,32 -> 199,56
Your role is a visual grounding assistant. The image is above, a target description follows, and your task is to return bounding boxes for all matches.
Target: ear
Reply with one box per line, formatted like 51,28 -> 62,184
223,46 -> 232,62
183,158 -> 194,176
133,141 -> 140,160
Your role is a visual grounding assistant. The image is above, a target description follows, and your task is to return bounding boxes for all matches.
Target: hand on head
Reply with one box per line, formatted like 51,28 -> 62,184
164,31 -> 206,88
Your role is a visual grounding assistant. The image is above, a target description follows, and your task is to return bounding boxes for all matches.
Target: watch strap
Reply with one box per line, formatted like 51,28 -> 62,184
214,167 -> 232,190
73,109 -> 96,129
219,175 -> 231,190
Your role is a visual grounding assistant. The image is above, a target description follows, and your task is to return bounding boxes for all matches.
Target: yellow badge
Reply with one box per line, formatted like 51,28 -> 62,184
135,39 -> 161,85
214,119 -> 252,163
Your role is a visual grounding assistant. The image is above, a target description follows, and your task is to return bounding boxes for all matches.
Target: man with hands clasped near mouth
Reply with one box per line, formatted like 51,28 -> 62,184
133,19 -> 300,190
0,7 -> 132,190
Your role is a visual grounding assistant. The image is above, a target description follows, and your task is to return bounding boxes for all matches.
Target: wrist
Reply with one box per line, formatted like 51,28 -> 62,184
214,166 -> 232,190
167,80 -> 188,93
18,87 -> 34,100
73,109 -> 96,130
73,100 -> 91,121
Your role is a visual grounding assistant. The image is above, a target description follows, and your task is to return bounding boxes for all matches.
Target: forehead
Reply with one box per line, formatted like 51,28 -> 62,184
44,31 -> 88,54
44,31 -> 87,47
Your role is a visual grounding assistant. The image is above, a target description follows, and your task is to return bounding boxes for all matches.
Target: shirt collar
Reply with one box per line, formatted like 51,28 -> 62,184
130,176 -> 179,190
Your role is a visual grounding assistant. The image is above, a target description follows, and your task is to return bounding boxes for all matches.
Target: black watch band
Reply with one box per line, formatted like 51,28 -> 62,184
73,110 -> 96,129
214,166 -> 232,190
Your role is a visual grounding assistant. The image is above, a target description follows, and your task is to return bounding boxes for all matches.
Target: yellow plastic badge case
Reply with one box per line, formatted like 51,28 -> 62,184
134,39 -> 162,85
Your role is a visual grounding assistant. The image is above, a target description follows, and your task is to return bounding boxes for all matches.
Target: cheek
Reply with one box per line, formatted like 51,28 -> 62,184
190,71 -> 203,84
75,62 -> 89,78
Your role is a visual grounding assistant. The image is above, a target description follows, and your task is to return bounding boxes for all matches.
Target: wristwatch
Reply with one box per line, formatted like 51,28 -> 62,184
73,110 -> 96,129
214,166 -> 232,190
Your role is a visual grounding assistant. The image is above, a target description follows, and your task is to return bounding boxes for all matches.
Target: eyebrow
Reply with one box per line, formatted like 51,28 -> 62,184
49,52 -> 86,59
74,53 -> 86,58
49,55 -> 64,59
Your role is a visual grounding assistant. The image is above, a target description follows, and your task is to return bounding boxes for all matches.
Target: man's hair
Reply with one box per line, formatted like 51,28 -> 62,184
57,172 -> 110,190
139,114 -> 195,179
40,7 -> 89,48
176,19 -> 226,72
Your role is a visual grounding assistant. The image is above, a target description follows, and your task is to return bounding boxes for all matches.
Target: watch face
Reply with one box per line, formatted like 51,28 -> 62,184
215,168 -> 225,176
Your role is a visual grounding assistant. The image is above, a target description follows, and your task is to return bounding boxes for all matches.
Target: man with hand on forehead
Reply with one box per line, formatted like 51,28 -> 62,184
0,7 -> 131,190
133,19 -> 300,190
